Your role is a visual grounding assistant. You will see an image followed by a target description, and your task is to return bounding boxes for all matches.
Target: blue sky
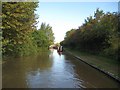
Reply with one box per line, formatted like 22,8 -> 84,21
35,2 -> 118,43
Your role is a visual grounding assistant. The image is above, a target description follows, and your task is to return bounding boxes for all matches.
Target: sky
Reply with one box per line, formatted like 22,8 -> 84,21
35,2 -> 118,43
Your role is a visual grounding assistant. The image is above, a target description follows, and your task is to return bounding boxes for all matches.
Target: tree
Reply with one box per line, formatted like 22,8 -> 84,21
32,30 -> 49,47
2,2 -> 38,56
94,8 -> 104,20
62,8 -> 119,59
39,23 -> 55,45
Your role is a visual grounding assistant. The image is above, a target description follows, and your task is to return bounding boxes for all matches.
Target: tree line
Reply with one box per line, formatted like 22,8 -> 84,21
61,9 -> 119,60
2,2 -> 54,56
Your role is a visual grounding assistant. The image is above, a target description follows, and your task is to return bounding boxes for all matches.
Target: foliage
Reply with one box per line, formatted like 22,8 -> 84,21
61,8 -> 119,59
2,2 -> 54,56
32,23 -> 54,48
39,23 -> 55,45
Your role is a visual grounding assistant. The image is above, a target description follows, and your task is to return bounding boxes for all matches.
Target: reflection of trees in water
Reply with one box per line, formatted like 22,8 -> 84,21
35,52 -> 53,70
3,57 -> 29,88
64,54 -> 119,88
18,52 -> 53,71
3,52 -> 119,88
2,52 -> 53,88
57,51 -> 62,56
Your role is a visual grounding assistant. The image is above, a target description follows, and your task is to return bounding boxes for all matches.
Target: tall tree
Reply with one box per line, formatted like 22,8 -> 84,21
2,2 -> 38,55
39,23 -> 55,45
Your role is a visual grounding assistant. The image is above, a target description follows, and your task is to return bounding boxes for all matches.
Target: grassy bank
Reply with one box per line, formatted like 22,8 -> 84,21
65,48 -> 120,79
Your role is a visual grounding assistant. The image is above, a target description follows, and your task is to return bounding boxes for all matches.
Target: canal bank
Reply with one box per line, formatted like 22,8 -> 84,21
64,49 -> 120,83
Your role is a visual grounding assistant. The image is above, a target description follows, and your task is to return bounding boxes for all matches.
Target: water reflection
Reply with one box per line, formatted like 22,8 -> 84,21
26,50 -> 82,88
2,52 -> 53,88
64,53 -> 120,88
2,49 -> 120,88
57,51 -> 62,56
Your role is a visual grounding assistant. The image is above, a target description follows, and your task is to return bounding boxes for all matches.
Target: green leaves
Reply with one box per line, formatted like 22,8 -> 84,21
2,2 -> 38,56
2,2 -> 55,56
32,23 -> 55,48
62,9 -> 119,59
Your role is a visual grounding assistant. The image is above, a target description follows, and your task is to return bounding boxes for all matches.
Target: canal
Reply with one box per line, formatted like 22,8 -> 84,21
2,49 -> 120,88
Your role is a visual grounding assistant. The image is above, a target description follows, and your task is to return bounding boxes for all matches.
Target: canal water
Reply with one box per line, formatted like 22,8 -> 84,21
2,49 -> 120,88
